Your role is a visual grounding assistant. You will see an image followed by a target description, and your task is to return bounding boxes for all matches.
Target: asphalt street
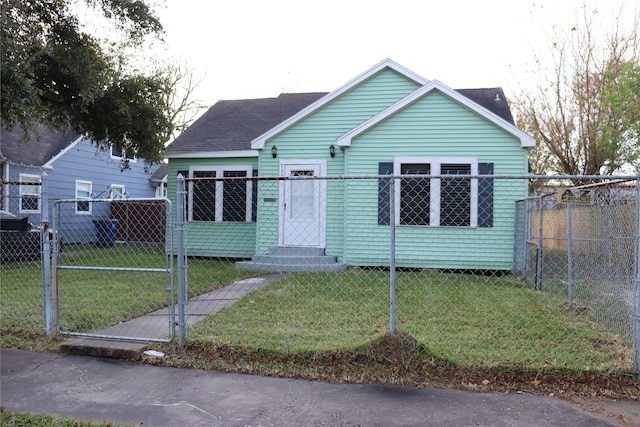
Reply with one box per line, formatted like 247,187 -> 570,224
1,348 -> 629,427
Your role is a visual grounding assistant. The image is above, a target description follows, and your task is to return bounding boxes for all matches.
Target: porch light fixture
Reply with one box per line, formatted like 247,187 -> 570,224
329,144 -> 336,158
271,145 -> 277,158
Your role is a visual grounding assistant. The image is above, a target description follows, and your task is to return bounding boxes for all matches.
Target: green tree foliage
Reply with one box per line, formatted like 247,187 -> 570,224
1,0 -> 170,165
596,62 -> 640,173
513,3 -> 640,176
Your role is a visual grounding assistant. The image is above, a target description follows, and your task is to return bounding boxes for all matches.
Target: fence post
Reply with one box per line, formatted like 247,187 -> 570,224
389,176 -> 396,336
567,203 -> 573,310
524,198 -> 532,282
536,196 -> 544,291
176,174 -> 187,346
633,179 -> 640,377
41,172 -> 53,335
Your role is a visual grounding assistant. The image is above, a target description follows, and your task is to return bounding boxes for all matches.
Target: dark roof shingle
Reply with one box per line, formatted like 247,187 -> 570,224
165,93 -> 327,155
455,88 -> 514,125
1,123 -> 80,166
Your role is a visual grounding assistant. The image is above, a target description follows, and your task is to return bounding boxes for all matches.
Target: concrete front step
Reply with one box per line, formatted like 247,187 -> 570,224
236,247 -> 347,272
251,254 -> 339,265
269,247 -> 325,256
236,261 -> 347,272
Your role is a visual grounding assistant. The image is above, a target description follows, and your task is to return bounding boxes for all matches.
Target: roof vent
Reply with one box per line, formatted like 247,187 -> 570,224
495,93 -> 501,101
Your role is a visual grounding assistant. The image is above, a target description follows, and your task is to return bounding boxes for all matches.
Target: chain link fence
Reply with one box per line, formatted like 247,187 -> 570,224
180,174 -> 639,374
1,178 -> 46,336
51,197 -> 174,342
516,180 -> 639,354
2,173 -> 639,375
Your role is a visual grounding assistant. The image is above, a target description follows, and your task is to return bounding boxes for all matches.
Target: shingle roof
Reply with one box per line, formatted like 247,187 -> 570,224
150,163 -> 168,182
456,88 -> 514,125
164,88 -> 515,155
0,123 -> 80,166
164,93 -> 327,155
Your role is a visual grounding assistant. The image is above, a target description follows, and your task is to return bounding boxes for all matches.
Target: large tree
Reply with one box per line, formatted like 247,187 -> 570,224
513,3 -> 640,176
0,0 -> 175,165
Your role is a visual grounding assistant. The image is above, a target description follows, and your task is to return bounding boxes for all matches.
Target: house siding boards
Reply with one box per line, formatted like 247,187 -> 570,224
45,139 -> 158,243
167,157 -> 259,258
254,68 -> 422,256
342,90 -> 528,270
2,132 -> 160,244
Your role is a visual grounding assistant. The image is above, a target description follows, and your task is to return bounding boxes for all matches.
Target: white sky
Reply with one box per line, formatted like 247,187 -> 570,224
149,0 -> 636,106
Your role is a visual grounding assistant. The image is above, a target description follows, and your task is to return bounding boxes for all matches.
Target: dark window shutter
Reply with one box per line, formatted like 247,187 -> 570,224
252,169 -> 258,222
478,163 -> 493,227
378,162 -> 394,225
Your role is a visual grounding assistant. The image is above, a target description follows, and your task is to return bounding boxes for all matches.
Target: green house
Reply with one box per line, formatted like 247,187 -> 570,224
164,59 -> 535,272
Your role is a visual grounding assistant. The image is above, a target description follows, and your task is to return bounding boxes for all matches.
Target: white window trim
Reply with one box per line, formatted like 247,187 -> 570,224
19,173 -> 41,213
75,180 -> 92,214
110,184 -> 125,199
394,156 -> 478,227
188,165 -> 253,222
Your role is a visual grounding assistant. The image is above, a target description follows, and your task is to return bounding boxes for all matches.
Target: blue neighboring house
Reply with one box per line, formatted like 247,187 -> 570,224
0,123 -> 164,243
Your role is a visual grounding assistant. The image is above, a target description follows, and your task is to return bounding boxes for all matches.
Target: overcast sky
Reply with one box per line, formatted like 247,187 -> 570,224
150,0 -> 636,106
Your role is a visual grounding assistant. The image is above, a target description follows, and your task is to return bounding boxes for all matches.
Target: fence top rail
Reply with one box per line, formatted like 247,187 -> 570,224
52,197 -> 170,203
177,174 -> 640,182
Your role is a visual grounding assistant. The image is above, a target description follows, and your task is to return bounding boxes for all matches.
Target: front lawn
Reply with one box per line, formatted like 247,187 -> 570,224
190,269 -> 632,372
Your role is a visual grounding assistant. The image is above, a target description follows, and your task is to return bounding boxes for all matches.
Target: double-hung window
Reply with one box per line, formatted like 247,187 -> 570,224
188,166 -> 253,222
75,180 -> 92,214
394,157 -> 478,227
19,174 -> 41,213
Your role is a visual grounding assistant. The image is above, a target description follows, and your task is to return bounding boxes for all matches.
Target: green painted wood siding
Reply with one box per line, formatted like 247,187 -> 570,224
343,91 -> 529,270
167,158 -> 258,258
255,68 -> 422,256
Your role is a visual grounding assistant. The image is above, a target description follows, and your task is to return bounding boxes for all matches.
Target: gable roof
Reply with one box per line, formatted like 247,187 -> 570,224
337,80 -> 535,148
251,58 -> 430,150
0,123 -> 81,167
164,93 -> 327,158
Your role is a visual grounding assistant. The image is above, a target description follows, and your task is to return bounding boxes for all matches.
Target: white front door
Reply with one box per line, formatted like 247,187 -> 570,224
280,160 -> 326,247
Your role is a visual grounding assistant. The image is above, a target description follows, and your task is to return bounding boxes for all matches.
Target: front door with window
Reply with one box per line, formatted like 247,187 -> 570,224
280,161 -> 326,247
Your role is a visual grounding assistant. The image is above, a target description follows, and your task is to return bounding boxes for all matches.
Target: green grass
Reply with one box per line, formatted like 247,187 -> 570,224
191,269 -> 632,371
1,244 -> 259,337
0,410 -> 134,426
1,246 -> 634,374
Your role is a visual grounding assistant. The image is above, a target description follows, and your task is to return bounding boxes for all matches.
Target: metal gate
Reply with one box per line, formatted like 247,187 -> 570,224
52,197 -> 175,342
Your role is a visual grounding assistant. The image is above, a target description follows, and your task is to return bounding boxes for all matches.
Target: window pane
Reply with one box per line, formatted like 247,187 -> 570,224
21,196 -> 39,211
77,201 -> 90,212
440,164 -> 471,226
192,171 -> 216,221
400,163 -> 430,225
76,182 -> 91,213
111,186 -> 125,199
20,176 -> 40,211
223,170 -> 247,222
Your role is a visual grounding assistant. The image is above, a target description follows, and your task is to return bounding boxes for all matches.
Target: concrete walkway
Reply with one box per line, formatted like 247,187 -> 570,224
60,274 -> 285,358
